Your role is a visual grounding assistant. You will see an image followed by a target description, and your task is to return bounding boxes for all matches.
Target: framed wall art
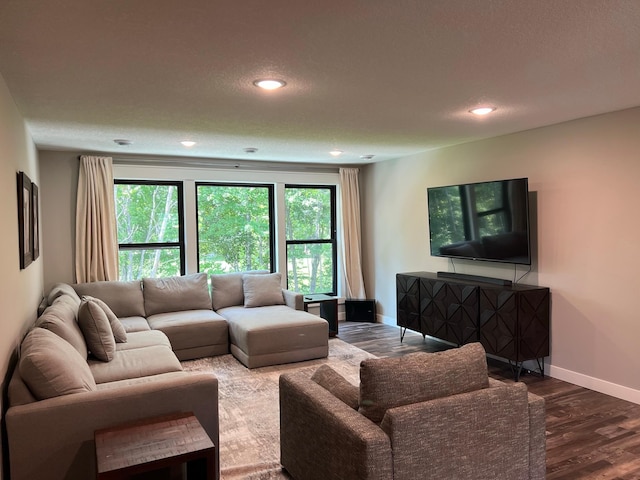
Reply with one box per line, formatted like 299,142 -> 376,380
32,181 -> 39,260
17,171 -> 33,269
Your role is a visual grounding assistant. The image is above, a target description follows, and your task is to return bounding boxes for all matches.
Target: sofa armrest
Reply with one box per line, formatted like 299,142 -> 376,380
6,372 -> 219,480
282,289 -> 303,310
380,383 -> 536,480
279,372 -> 393,480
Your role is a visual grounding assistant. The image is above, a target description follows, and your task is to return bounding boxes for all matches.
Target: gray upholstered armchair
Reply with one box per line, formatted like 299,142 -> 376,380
279,343 -> 546,480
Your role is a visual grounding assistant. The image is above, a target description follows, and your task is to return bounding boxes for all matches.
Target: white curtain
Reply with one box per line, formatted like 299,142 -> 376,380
339,168 -> 366,299
75,155 -> 119,283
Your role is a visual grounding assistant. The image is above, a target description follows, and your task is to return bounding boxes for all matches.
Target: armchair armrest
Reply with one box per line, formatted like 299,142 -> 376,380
6,372 -> 219,480
279,372 -> 392,480
282,289 -> 303,310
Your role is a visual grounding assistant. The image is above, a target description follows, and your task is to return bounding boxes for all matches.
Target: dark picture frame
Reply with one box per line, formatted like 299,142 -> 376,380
32,182 -> 39,260
17,171 -> 33,269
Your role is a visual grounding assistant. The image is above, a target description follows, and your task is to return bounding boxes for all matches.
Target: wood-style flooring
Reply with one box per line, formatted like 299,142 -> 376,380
338,321 -> 640,480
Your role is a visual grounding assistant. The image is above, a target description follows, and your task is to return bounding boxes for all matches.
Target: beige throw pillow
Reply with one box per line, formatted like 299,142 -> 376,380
311,365 -> 359,409
211,270 -> 269,310
82,296 -> 127,343
243,273 -> 285,308
19,328 -> 97,400
359,343 -> 489,423
78,298 -> 116,362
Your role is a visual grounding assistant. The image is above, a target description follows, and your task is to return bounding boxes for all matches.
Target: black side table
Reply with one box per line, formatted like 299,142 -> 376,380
303,294 -> 338,337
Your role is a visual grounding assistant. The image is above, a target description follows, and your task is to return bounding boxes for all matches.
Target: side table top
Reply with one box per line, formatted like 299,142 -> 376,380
95,412 -> 214,475
303,294 -> 336,303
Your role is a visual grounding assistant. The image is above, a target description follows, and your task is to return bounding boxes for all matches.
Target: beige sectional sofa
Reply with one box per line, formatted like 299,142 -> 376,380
6,271 -> 328,480
6,281 -> 219,480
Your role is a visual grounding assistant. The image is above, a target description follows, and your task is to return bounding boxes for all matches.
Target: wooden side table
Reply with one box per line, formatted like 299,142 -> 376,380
95,412 -> 215,480
303,294 -> 338,337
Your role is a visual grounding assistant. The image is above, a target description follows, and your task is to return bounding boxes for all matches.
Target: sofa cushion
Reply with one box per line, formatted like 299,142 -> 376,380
73,280 -> 146,318
211,270 -> 269,310
116,330 -> 172,351
311,364 -> 359,410
88,344 -> 182,384
243,272 -> 285,308
82,296 -> 127,343
36,300 -> 88,359
146,310 -> 228,351
47,283 -> 81,308
359,343 -> 489,424
19,328 -> 97,400
119,316 -> 151,332
78,299 -> 116,362
143,273 -> 211,316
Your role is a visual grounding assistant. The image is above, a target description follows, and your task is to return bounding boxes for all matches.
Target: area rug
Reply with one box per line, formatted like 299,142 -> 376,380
181,338 -> 376,480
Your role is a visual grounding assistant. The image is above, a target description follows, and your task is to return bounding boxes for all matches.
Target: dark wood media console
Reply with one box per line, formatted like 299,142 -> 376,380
396,271 -> 550,380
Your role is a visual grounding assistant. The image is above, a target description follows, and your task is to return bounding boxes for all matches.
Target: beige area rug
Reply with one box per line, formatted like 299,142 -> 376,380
181,338 -> 376,480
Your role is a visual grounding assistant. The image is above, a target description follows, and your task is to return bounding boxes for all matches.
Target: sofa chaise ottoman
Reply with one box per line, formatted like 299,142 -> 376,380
211,272 -> 329,368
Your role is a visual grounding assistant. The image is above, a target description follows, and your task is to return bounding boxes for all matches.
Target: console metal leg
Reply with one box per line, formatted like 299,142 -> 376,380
400,327 -> 407,342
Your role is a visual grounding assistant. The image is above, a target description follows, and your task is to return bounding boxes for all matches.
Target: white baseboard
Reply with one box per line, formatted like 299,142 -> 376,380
364,316 -> 640,406
549,365 -> 640,405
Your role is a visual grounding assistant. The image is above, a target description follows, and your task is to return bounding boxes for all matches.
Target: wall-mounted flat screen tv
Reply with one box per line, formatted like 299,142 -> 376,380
427,178 -> 531,265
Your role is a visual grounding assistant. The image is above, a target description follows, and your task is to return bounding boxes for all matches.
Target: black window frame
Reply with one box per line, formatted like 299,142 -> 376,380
284,184 -> 337,296
114,179 -> 186,277
195,182 -> 276,273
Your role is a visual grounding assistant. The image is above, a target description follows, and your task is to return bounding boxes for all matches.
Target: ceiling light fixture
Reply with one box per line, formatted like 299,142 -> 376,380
113,139 -> 132,146
244,147 -> 258,153
329,149 -> 343,157
360,154 -> 375,160
469,106 -> 497,116
253,79 -> 286,90
181,140 -> 196,147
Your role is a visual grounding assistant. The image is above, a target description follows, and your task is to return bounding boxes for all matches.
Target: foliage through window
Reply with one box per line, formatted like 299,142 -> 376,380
196,183 -> 274,273
285,185 -> 336,295
114,181 -> 184,280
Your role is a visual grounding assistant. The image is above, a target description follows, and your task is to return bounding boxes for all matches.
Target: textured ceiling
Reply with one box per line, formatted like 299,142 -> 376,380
1,1 -> 639,164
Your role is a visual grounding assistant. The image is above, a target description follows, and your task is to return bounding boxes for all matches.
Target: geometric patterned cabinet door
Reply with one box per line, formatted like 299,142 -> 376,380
479,286 -> 550,363
419,277 -> 478,346
396,274 -> 420,335
397,272 -> 550,380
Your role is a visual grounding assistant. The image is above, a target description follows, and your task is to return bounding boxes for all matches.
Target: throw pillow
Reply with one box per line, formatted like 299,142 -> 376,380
359,342 -> 489,423
243,272 -> 285,308
81,296 -> 127,343
211,270 -> 269,311
78,298 -> 116,362
311,365 -> 359,409
19,328 -> 97,400
142,273 -> 211,316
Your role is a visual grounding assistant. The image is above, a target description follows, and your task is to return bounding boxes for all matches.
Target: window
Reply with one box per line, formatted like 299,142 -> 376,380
285,185 -> 337,295
114,181 -> 184,280
196,183 -> 275,273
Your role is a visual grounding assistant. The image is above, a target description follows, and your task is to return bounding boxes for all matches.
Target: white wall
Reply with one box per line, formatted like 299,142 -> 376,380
0,74 -> 42,480
361,107 -> 640,403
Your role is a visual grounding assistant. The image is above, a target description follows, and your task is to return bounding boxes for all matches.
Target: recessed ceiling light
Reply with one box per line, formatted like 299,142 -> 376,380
113,139 -> 132,146
244,147 -> 258,153
181,141 -> 196,147
329,149 -> 343,157
360,154 -> 375,160
469,106 -> 497,116
253,79 -> 286,90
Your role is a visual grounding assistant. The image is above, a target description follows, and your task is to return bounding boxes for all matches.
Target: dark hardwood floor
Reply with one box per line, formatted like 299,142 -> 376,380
338,321 -> 640,480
